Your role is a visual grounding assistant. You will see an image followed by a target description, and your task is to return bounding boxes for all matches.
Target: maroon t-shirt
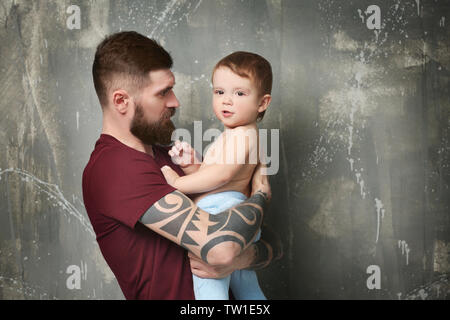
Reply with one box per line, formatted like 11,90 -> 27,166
82,134 -> 194,300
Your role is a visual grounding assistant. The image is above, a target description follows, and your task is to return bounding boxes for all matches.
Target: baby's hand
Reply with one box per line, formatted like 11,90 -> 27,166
169,140 -> 197,168
161,165 -> 180,187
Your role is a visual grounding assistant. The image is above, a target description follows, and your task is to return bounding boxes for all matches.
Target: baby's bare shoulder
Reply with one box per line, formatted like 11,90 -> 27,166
225,125 -> 259,143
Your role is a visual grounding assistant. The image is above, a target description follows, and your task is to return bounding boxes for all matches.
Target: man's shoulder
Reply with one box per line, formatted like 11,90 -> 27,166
83,144 -> 124,196
85,142 -> 127,173
84,141 -> 158,184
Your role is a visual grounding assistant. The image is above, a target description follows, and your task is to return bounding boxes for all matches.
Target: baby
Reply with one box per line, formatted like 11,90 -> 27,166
161,51 -> 272,300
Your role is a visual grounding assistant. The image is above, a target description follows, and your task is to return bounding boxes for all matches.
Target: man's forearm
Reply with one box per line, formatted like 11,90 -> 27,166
198,190 -> 268,262
139,190 -> 269,264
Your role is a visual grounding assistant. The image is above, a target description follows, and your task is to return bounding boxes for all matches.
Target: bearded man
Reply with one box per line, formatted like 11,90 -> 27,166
82,31 -> 280,300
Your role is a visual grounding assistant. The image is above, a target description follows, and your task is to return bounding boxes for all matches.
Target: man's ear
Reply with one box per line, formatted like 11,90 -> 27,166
258,94 -> 271,113
112,89 -> 132,114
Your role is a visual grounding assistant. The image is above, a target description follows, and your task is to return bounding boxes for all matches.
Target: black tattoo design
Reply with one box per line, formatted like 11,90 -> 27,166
246,223 -> 283,270
139,190 -> 267,263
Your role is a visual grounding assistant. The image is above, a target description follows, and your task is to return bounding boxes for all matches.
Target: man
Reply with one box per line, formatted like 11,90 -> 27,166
82,31 -> 281,300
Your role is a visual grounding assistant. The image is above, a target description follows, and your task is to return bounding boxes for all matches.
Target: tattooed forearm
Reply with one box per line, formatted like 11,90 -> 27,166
246,224 -> 283,270
139,190 -> 268,264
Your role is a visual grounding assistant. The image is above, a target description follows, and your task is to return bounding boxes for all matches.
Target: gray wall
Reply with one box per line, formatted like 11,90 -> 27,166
0,0 -> 449,300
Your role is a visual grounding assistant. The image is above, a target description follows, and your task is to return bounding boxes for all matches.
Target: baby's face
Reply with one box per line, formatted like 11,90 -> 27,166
212,67 -> 262,129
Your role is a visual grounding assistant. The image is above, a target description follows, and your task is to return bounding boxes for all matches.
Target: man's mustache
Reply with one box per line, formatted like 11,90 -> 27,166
163,108 -> 176,120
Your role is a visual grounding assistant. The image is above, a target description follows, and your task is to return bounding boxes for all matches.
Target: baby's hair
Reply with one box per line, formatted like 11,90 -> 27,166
212,51 -> 272,121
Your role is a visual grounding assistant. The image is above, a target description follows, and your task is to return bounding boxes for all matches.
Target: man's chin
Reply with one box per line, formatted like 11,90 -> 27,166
131,124 -> 175,146
155,132 -> 174,145
158,121 -> 175,145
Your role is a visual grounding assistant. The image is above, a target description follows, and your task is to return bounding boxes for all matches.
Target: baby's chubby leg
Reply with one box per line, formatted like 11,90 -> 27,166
230,269 -> 266,300
193,274 -> 231,300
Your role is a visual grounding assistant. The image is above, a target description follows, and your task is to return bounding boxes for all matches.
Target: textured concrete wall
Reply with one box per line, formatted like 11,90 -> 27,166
0,0 -> 449,299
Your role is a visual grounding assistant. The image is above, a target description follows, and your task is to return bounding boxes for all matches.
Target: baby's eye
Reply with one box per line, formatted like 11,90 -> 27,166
214,90 -> 224,95
236,91 -> 245,96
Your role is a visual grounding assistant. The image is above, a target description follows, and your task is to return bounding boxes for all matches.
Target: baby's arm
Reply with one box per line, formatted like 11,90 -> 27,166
169,140 -> 201,175
162,163 -> 242,194
162,127 -> 257,194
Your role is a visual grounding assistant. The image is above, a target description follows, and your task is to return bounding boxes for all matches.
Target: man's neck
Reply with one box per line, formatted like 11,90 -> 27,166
101,126 -> 154,158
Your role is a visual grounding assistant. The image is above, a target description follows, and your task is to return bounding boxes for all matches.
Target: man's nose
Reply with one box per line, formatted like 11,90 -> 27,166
167,91 -> 180,108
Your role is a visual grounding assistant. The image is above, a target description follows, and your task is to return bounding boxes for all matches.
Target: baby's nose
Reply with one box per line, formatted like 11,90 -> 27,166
223,95 -> 233,105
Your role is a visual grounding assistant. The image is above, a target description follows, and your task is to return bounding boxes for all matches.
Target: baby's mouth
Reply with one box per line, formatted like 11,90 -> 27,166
222,110 -> 234,117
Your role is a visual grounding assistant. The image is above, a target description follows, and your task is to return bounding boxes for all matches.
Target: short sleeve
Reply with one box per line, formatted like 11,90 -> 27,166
88,148 -> 176,229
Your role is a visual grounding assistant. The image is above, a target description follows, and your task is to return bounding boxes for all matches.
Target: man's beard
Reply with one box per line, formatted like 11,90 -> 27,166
130,103 -> 175,146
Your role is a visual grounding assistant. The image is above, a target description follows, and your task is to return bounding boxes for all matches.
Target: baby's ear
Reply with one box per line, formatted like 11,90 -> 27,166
258,94 -> 272,113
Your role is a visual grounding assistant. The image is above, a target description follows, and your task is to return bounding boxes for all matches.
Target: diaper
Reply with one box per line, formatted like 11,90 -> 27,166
196,191 -> 247,215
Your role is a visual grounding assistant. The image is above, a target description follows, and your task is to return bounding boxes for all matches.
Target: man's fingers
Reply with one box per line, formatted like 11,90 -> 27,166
190,266 -> 219,279
255,162 -> 269,177
259,166 -> 269,185
189,257 -> 211,278
188,253 -> 224,279
188,252 -> 197,259
190,268 -> 210,279
251,162 -> 271,200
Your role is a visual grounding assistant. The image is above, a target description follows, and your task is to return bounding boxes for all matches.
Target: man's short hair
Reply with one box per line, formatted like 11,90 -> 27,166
212,51 -> 272,121
92,31 -> 173,107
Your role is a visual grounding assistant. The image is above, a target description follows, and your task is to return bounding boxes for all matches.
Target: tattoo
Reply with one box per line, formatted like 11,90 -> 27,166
247,223 -> 283,270
139,190 -> 267,263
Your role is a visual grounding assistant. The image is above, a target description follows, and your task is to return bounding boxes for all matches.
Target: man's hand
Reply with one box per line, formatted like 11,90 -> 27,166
189,252 -> 234,279
251,162 -> 271,201
161,165 -> 180,187
188,248 -> 253,279
189,225 -> 283,277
